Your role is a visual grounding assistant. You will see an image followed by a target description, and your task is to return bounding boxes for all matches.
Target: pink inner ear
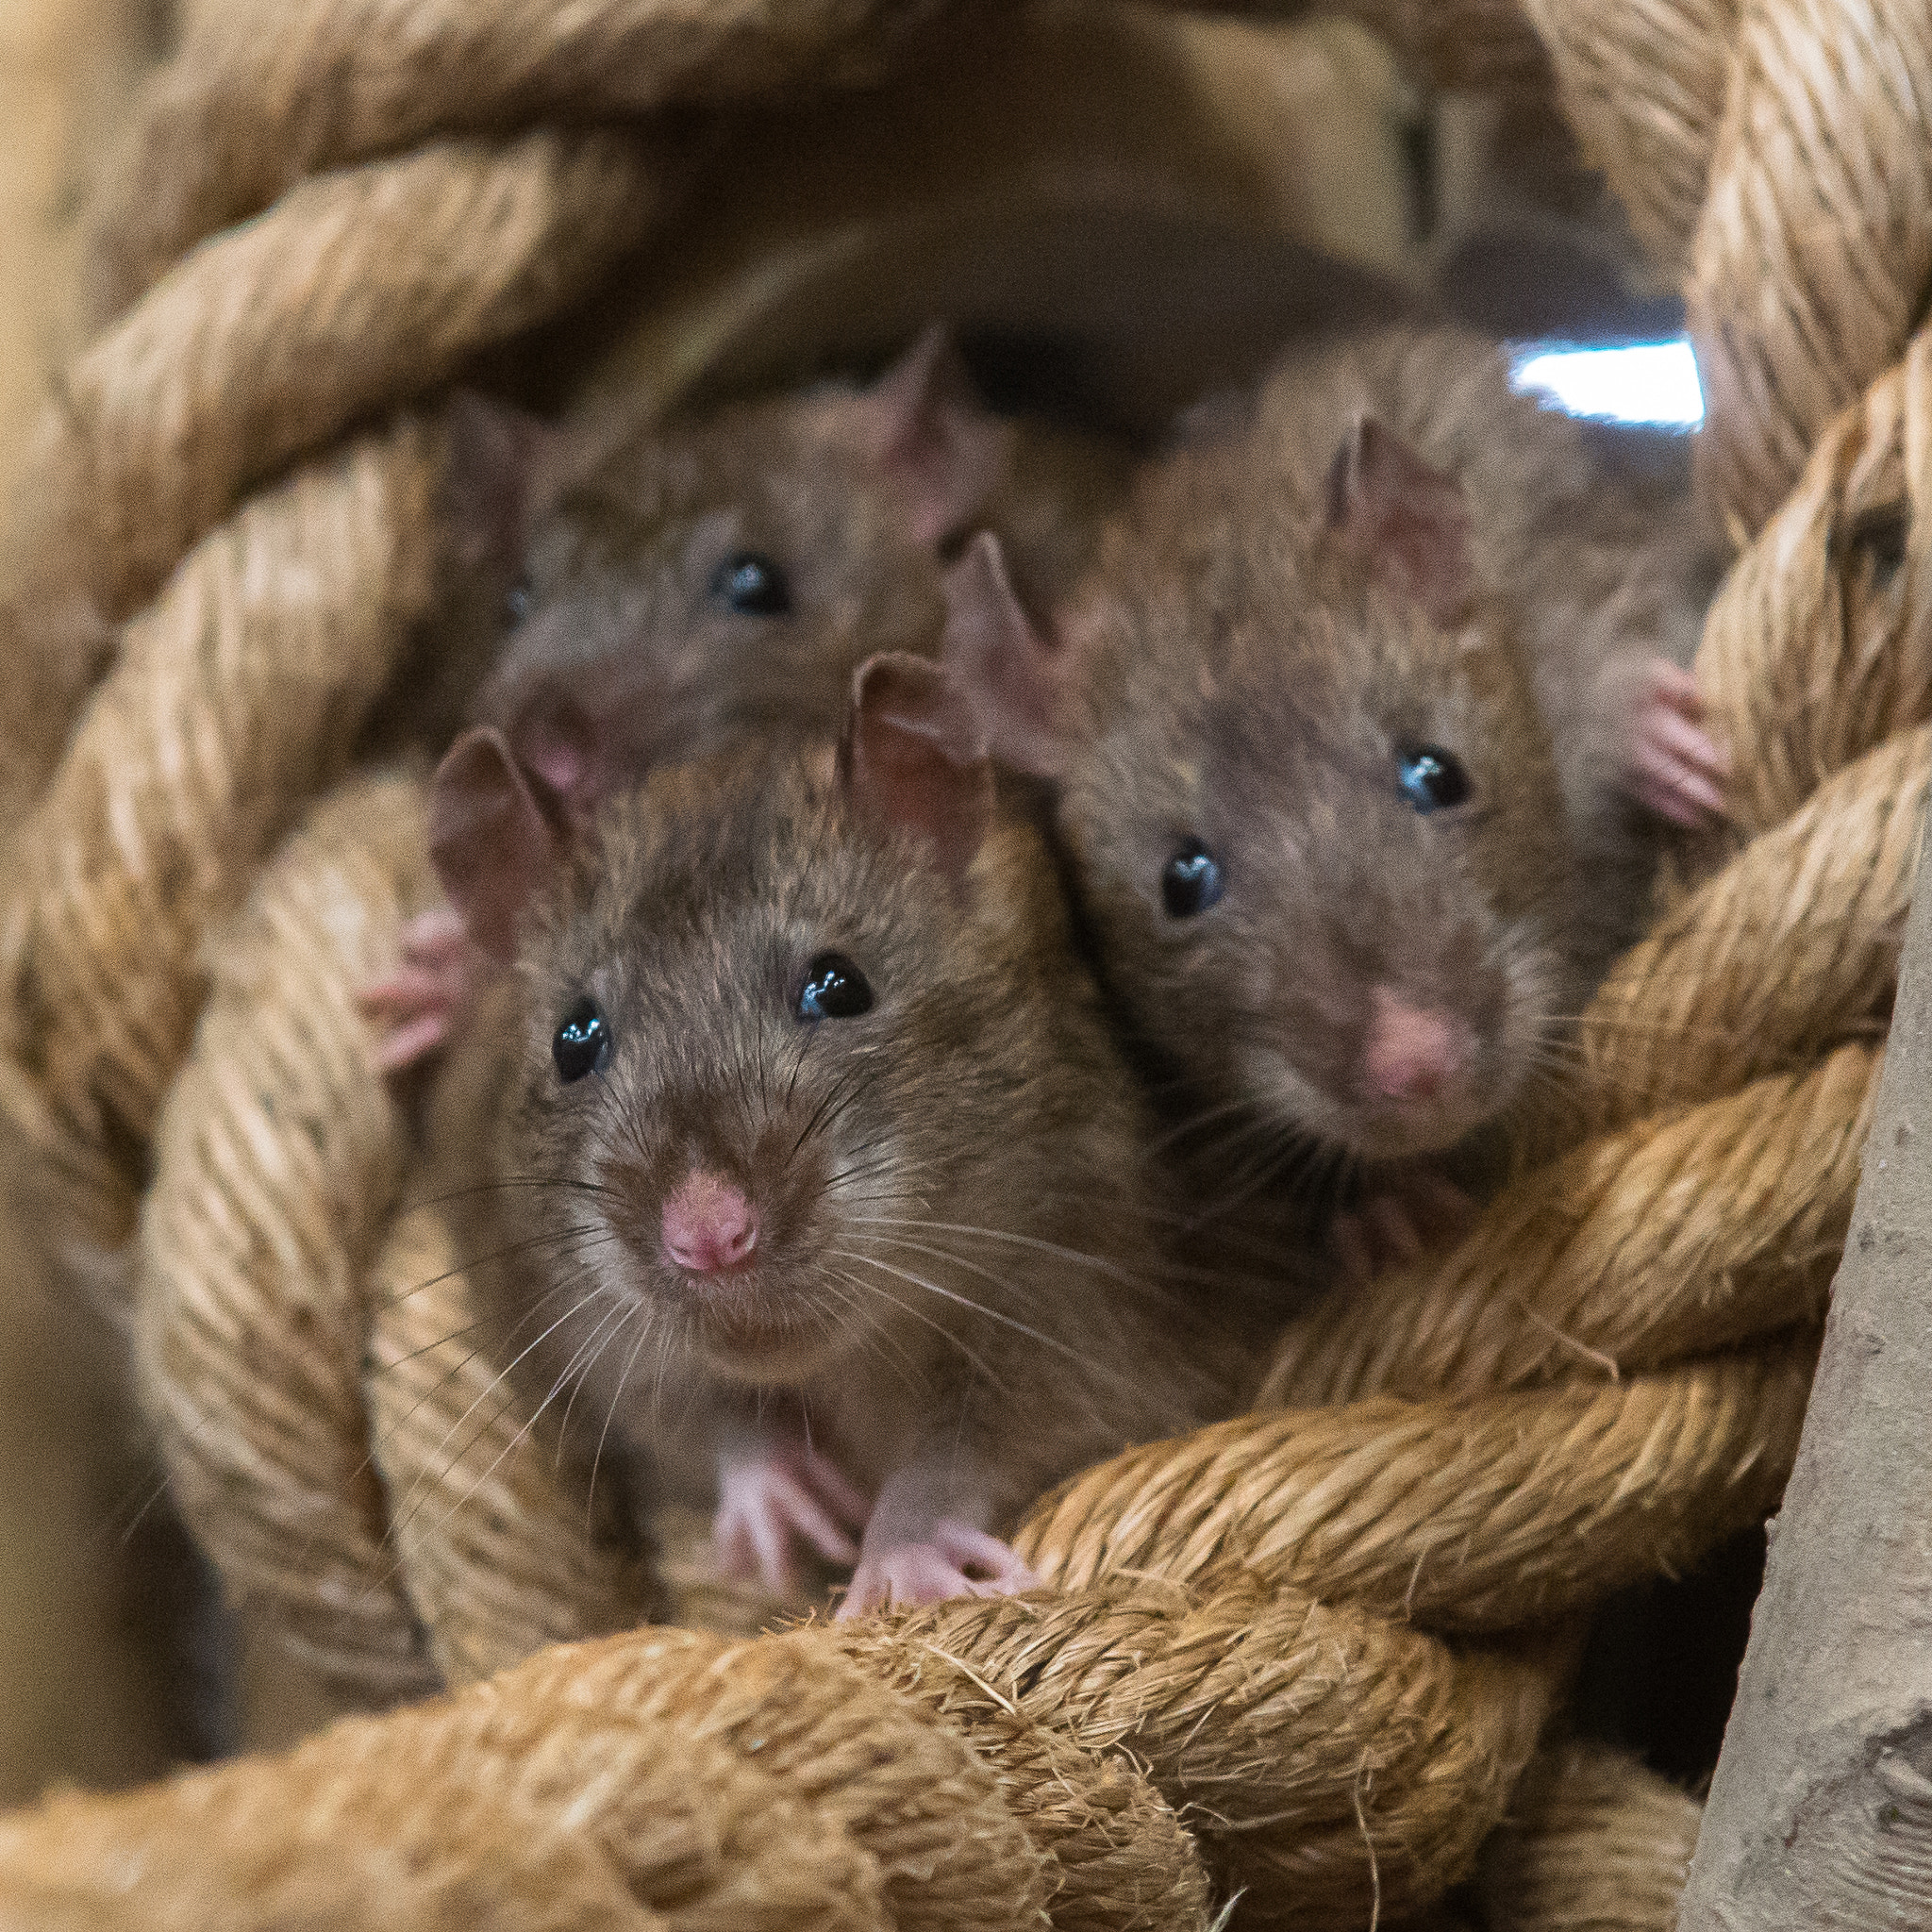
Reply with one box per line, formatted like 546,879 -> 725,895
941,532 -> 1071,779
428,727 -> 562,963
1324,416 -> 1474,627
841,654 -> 994,889
864,326 -> 1010,548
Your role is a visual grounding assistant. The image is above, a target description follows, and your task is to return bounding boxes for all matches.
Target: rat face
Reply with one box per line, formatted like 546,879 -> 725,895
1063,562 -> 1578,1168
460,654 -> 1098,1434
475,328 -> 1010,786
944,419 -> 1584,1177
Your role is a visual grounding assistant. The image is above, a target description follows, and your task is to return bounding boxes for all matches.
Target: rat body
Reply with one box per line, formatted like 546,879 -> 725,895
369,330 -> 1132,1068
946,327 -> 1725,1252
427,656 -> 1265,1614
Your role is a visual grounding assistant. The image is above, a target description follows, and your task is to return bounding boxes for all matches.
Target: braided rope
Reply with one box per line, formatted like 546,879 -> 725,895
0,0 -> 1924,1923
1479,1740 -> 1704,1931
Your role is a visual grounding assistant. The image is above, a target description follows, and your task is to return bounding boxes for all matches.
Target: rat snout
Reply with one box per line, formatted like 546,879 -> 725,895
1359,988 -> 1474,1108
661,1169 -> 759,1275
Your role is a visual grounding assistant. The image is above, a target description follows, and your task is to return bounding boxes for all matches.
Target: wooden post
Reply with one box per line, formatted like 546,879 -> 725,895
1677,807 -> 1932,1925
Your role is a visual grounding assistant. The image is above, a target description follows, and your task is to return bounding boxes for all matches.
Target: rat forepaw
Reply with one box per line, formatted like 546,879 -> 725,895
1627,658 -> 1729,828
836,1520 -> 1039,1620
358,907 -> 482,1072
714,1445 -> 870,1596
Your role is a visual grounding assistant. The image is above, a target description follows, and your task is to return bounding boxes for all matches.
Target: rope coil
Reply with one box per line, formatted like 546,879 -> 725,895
0,0 -> 1925,1923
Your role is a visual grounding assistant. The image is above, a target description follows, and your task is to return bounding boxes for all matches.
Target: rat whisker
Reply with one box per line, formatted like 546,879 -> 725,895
554,1295 -> 642,1470
841,1217 -> 1182,1303
587,1307 -> 655,1534
370,1222 -> 610,1311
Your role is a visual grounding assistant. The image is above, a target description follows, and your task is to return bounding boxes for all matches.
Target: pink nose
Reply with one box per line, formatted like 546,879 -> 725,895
1361,989 -> 1471,1105
660,1170 -> 758,1274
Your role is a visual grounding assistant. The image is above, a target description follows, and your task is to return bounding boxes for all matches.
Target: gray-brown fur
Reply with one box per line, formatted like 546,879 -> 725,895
1037,328 -> 1713,1185
476,346 -> 1129,785
433,730 -> 1266,1601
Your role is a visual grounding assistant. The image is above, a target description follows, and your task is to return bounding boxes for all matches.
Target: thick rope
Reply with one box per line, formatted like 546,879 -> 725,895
54,129 -> 666,621
1479,1740 -> 1703,1931
0,425 -> 446,1255
0,0 -> 1927,1924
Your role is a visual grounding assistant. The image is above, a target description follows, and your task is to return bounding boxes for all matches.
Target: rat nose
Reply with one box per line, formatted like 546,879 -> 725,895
1360,989 -> 1472,1106
661,1170 -> 759,1274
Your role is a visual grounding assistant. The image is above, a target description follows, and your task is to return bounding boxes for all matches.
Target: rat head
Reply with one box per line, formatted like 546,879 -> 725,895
439,653 -> 1092,1398
469,327 -> 1012,776
949,419 -> 1583,1167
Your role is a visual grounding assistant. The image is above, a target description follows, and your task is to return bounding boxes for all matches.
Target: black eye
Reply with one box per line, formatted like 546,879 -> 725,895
1161,840 -> 1224,918
1396,744 -> 1472,813
553,997 -> 611,1082
796,953 -> 874,1022
710,550 -> 791,616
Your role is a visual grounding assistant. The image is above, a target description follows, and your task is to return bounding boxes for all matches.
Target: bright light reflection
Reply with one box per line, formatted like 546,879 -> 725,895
1507,339 -> 1705,428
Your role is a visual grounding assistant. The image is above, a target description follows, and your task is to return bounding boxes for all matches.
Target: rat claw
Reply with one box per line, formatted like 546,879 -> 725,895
714,1447 -> 868,1596
1628,658 -> 1730,826
359,911 -> 487,1073
837,1520 -> 1036,1618
398,904 -> 470,965
374,1011 -> 451,1073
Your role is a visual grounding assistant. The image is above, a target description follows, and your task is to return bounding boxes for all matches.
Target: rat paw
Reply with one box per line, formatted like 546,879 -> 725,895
835,1520 -> 1039,1620
1332,1170 -> 1475,1284
714,1443 -> 870,1597
358,907 -> 482,1073
1627,658 -> 1729,828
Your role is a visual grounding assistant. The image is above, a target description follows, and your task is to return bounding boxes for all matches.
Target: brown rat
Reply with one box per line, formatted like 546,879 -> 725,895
945,327 -> 1725,1257
365,329 -> 1132,1069
424,654 -> 1268,1615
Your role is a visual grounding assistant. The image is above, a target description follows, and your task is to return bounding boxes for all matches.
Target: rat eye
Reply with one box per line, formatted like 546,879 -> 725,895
505,573 -> 532,625
1161,840 -> 1224,919
796,953 -> 874,1022
710,551 -> 791,617
1396,744 -> 1472,813
553,997 -> 611,1082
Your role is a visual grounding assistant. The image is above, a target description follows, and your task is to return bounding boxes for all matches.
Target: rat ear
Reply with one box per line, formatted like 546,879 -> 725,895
839,652 -> 995,889
441,391 -> 570,581
862,325 -> 1010,547
429,726 -> 570,962
941,532 -> 1072,779
1323,415 -> 1474,627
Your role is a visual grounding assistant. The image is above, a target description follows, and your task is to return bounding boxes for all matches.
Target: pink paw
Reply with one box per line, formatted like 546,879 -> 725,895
1627,658 -> 1728,828
836,1520 -> 1039,1620
1331,1170 -> 1475,1284
714,1443 -> 871,1597
358,906 -> 482,1073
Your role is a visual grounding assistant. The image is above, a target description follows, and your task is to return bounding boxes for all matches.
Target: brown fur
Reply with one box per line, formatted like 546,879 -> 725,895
475,357 -> 1129,787
433,738 -> 1265,1575
1046,328 -> 1710,1183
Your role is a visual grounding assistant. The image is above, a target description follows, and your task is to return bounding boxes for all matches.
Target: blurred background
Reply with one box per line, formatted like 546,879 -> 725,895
0,0 -> 1711,1804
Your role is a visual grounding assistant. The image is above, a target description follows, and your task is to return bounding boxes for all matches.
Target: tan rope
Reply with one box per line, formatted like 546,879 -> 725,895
0,425 -> 445,1255
1020,1345 -> 1811,1629
1694,334 -> 1932,833
1517,0 -> 1734,272
54,129 -> 665,621
84,0 -> 960,325
0,0 -> 1928,1923
1479,1740 -> 1702,1931
137,770 -> 443,1698
1262,1043 -> 1874,1408
1687,0 -> 1932,539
